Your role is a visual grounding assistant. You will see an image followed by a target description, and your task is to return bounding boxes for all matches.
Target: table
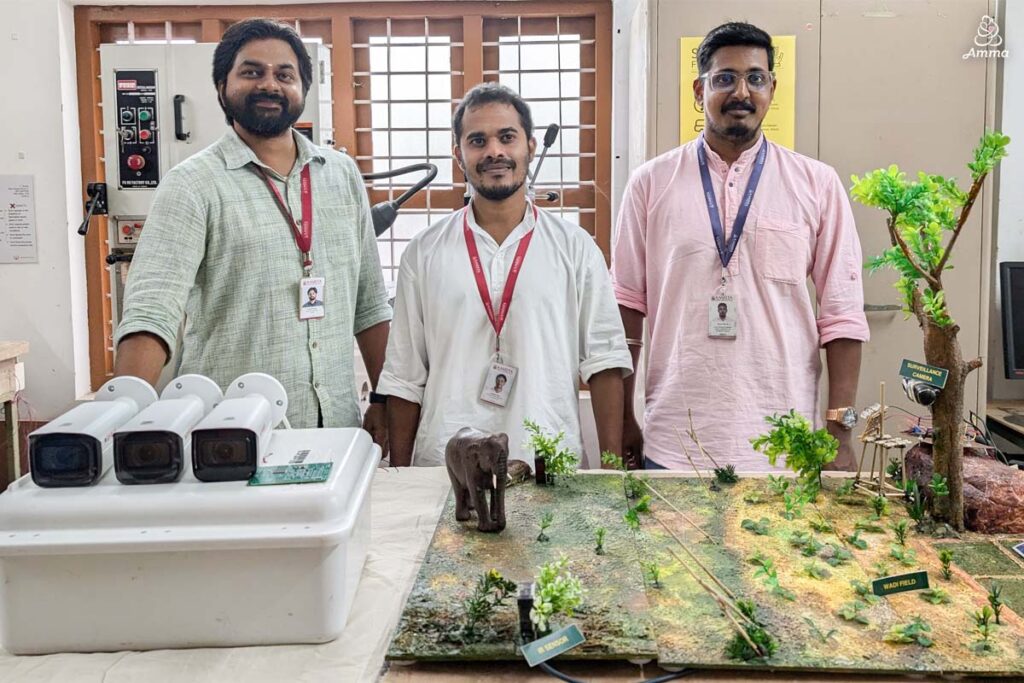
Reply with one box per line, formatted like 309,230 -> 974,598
0,468 -> 1002,682
0,341 -> 28,488
987,400 -> 1024,438
986,400 -> 1024,457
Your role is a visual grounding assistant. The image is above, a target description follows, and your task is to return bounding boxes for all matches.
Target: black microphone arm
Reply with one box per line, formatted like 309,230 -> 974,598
361,163 -> 438,236
528,123 -> 560,202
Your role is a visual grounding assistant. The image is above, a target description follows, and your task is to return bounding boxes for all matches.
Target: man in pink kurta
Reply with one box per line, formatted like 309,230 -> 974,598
612,22 -> 869,471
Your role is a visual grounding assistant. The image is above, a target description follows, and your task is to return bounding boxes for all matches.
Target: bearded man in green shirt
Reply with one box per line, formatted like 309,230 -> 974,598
114,19 -> 392,449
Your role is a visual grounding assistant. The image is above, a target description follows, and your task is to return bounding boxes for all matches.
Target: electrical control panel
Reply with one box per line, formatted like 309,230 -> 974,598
115,217 -> 145,245
114,70 -> 160,190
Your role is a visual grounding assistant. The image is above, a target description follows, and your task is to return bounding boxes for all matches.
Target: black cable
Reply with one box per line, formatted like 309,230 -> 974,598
360,162 -> 437,207
536,659 -> 695,683
538,661 -> 585,683
969,410 -> 1010,465
641,669 -> 695,683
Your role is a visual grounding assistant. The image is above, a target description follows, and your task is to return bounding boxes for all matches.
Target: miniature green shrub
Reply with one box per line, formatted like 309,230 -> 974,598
845,530 -> 868,550
530,556 -> 584,634
938,548 -> 954,580
920,587 -> 950,605
524,419 -> 579,478
536,511 -> 554,542
462,569 -> 518,639
884,616 -> 933,647
725,600 -> 777,661
594,527 -> 606,555
751,410 -> 838,492
741,518 -> 772,536
837,601 -> 870,625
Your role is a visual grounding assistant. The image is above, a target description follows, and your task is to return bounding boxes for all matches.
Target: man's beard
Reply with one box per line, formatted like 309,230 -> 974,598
223,92 -> 302,137
470,158 -> 527,201
709,101 -> 760,143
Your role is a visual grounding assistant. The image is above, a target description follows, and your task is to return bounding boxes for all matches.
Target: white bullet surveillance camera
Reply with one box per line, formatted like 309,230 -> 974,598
113,375 -> 223,485
191,373 -> 288,482
28,376 -> 157,487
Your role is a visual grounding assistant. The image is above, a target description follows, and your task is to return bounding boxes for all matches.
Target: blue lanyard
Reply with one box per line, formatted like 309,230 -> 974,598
696,137 -> 768,269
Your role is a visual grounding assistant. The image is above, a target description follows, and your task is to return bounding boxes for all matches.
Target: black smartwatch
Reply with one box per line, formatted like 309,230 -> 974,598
369,391 -> 389,405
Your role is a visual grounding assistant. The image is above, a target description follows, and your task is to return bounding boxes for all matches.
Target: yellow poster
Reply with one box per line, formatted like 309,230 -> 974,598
679,35 -> 796,149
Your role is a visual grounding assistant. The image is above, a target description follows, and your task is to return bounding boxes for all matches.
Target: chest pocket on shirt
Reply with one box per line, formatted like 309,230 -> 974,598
316,203 -> 361,265
754,219 -> 808,285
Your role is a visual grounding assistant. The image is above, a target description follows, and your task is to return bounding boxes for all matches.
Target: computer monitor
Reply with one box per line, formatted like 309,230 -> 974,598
1001,261 -> 1024,380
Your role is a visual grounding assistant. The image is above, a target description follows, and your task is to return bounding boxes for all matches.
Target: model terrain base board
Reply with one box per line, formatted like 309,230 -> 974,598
388,474 -> 656,660
387,474 -> 1024,676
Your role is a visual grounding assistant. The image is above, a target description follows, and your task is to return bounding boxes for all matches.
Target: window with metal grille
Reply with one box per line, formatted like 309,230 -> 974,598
484,16 -> 597,233
352,13 -> 600,283
352,18 -> 463,284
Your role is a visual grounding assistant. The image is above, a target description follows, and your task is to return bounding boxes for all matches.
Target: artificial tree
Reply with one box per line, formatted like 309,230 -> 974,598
850,132 -> 1009,531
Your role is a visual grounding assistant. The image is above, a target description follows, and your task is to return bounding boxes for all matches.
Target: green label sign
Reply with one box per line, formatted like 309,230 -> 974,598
248,462 -> 332,486
521,624 -> 585,667
872,571 -> 930,596
898,359 -> 949,389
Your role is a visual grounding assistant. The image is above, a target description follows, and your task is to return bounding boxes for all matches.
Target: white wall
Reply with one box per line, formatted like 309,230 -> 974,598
0,0 -> 88,420
989,0 -> 1024,400
611,0 -> 642,221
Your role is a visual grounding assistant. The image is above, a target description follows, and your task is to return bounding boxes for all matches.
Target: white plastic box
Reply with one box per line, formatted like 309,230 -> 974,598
0,428 -> 377,654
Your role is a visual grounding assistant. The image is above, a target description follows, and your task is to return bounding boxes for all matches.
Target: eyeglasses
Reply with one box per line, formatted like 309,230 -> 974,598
701,70 -> 775,93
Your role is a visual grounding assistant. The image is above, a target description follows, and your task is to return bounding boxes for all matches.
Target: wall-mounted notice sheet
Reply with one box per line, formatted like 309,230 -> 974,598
0,175 -> 37,264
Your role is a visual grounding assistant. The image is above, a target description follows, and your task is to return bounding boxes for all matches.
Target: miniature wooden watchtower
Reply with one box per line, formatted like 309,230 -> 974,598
854,381 -> 914,497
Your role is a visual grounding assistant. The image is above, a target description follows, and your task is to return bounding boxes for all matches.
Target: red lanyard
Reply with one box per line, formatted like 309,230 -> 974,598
260,164 -> 313,272
463,204 -> 538,353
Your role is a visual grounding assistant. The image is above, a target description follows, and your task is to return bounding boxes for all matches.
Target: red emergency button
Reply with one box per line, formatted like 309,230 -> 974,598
139,130 -> 152,141
122,225 -> 133,235
127,154 -> 146,171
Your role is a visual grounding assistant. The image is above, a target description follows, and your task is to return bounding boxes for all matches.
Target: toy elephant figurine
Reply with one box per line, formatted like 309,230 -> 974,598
445,427 -> 509,533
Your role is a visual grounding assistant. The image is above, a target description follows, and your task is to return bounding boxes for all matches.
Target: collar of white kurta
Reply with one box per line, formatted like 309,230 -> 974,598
463,199 -> 539,249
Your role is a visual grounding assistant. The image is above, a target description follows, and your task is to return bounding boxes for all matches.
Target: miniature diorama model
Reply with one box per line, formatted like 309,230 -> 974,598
613,22 -> 868,471
388,21 -> 1024,679
379,82 -> 632,467
112,18 -> 392,445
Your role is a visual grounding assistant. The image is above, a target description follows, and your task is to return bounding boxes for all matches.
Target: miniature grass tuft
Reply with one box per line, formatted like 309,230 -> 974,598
883,616 -> 933,647
741,518 -> 772,536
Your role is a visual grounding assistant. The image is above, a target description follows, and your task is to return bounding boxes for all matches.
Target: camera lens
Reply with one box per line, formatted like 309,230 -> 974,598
903,378 -> 939,407
129,442 -> 170,468
211,441 -> 245,466
912,383 -> 938,406
39,445 -> 87,472
30,434 -> 101,487
114,432 -> 183,484
192,429 -> 258,482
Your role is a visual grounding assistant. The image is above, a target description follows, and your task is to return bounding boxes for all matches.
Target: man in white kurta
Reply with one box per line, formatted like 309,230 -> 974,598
379,83 -> 631,466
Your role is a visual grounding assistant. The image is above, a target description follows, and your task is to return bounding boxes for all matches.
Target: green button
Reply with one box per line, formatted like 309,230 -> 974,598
139,110 -> 151,122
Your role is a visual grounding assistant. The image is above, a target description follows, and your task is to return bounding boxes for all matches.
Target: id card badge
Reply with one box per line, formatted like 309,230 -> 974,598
299,276 -> 326,320
708,293 -> 737,339
480,358 -> 518,407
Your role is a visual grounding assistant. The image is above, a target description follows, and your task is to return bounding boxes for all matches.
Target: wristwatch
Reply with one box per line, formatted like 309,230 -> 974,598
369,391 -> 389,405
826,406 -> 857,430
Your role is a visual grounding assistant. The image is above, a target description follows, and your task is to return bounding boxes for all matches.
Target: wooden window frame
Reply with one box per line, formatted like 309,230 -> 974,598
74,1 -> 613,390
